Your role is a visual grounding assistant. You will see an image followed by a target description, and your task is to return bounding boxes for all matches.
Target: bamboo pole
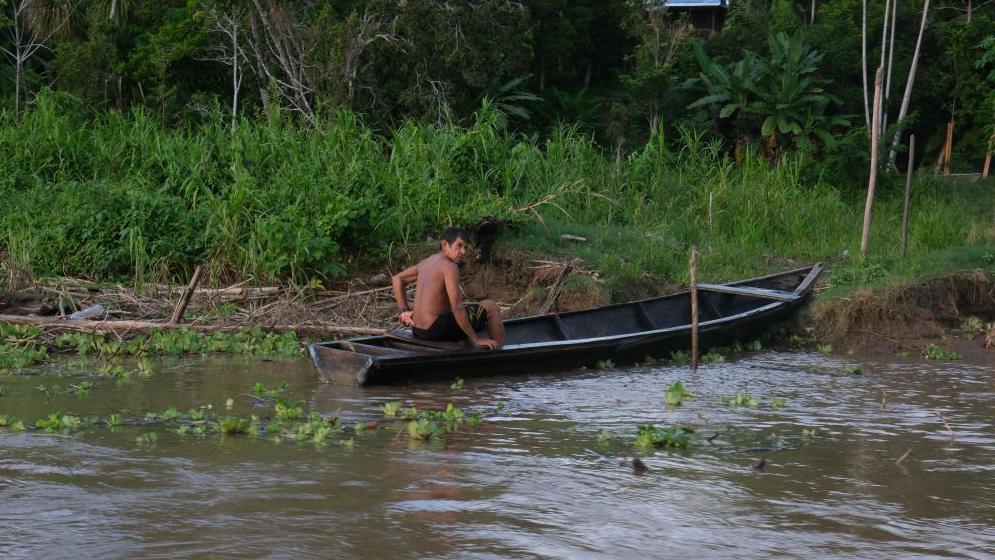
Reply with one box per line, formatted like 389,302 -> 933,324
0,314 -> 385,336
901,135 -> 915,257
689,247 -> 699,372
861,67 -> 884,258
982,152 -> 991,178
170,265 -> 205,324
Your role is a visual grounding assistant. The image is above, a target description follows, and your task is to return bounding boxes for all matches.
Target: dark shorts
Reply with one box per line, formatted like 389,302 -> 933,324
413,303 -> 489,342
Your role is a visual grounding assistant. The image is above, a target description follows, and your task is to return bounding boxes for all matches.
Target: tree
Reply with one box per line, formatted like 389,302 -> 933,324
1,0 -> 77,118
687,44 -> 762,158
688,33 -> 847,160
887,0 -> 931,168
201,3 -> 247,129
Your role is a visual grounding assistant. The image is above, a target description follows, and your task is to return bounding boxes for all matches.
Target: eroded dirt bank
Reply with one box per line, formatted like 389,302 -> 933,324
808,270 -> 995,365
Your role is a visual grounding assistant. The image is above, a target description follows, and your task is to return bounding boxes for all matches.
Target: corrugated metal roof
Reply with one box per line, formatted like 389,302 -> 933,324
661,0 -> 727,8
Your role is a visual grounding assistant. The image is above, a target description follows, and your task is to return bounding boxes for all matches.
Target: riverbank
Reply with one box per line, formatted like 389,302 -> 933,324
3,236 -> 993,370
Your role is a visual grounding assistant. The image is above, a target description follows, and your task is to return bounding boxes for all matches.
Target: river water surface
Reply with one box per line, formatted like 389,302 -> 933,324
1,352 -> 993,559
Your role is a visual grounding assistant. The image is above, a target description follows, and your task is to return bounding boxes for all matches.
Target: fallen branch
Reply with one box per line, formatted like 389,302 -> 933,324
537,263 -> 573,315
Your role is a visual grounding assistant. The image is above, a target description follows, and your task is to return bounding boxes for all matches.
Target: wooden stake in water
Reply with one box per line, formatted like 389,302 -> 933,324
901,134 -> 915,257
690,247 -> 699,372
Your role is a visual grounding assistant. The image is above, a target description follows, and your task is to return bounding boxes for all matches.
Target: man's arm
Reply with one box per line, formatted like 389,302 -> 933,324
391,264 -> 419,313
442,264 -> 497,349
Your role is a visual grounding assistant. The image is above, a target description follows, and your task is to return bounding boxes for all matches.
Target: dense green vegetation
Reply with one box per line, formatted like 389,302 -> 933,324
1,1 -> 994,288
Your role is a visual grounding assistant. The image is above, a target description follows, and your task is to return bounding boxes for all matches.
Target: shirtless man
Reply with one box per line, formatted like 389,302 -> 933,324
391,227 -> 506,349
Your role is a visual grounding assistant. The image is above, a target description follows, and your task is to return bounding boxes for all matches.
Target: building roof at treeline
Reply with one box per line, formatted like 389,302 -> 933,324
658,0 -> 728,8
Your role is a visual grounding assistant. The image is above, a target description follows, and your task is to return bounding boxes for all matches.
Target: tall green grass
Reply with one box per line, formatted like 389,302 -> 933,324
1,92 -> 993,286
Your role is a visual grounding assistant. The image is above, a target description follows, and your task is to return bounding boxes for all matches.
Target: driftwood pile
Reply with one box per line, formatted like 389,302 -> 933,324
0,275 -> 398,339
0,256 -> 597,340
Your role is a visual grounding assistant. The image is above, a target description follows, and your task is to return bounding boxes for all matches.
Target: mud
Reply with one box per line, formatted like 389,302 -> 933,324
809,269 -> 995,364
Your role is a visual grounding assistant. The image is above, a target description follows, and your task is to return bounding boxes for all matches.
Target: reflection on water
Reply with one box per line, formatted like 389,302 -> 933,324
1,353 -> 993,559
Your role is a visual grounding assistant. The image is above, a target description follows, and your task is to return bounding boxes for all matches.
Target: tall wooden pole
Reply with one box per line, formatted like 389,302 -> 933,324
689,247 -> 699,372
942,121 -> 955,175
861,68 -> 884,258
983,152 -> 992,178
901,134 -> 915,257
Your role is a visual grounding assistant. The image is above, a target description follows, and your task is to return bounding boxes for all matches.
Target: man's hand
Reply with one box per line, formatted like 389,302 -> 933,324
399,310 -> 415,326
473,337 -> 500,350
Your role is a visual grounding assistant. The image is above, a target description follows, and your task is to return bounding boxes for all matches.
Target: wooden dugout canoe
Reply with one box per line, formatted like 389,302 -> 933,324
309,263 -> 823,386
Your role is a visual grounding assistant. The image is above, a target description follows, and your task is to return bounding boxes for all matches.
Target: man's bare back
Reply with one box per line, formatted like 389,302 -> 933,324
391,228 -> 505,349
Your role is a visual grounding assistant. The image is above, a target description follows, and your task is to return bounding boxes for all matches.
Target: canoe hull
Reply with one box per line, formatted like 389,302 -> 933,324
310,264 -> 823,386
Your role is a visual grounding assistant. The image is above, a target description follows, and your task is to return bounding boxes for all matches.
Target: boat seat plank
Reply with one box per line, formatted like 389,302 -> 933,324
550,315 -> 569,340
697,283 -> 799,302
384,329 -> 470,351
634,302 -> 658,329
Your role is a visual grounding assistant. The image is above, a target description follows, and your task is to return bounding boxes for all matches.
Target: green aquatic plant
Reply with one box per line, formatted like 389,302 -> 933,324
669,350 -> 691,365
770,396 -> 786,408
36,413 -> 82,433
817,344 -> 833,354
700,351 -> 726,364
274,398 -> 305,421
67,381 -> 94,395
161,407 -> 181,421
959,317 -> 985,335
407,418 -> 444,441
99,363 -> 131,379
0,415 -> 26,431
801,427 -> 818,437
596,359 -> 615,369
924,345 -> 961,361
450,376 -> 464,390
725,394 -> 759,407
663,381 -> 692,406
634,425 -> 699,450
596,430 -> 612,446
216,416 -> 249,435
842,364 -> 862,375
381,401 -> 403,417
136,359 -> 154,377
187,408 -> 206,421
136,432 -> 158,445
108,413 -> 123,427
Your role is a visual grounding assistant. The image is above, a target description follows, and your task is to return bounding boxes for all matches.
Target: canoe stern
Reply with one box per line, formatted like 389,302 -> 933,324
309,343 -> 375,385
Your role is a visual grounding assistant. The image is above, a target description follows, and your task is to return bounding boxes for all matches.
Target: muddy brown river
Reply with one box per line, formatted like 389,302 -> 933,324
1,351 -> 993,559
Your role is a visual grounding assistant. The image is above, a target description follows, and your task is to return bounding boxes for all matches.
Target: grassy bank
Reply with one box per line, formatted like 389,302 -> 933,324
2,93 -> 994,292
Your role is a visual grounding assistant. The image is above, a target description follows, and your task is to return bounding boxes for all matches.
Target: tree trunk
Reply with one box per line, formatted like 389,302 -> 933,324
901,134 -> 915,257
887,0 -> 931,168
14,58 -> 22,119
885,0 -> 897,100
862,0 -> 870,129
810,0 -> 816,24
861,67 -> 884,258
942,120 -> 954,175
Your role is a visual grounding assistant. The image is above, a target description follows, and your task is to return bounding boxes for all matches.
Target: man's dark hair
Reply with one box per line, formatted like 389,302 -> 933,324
441,226 -> 471,246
